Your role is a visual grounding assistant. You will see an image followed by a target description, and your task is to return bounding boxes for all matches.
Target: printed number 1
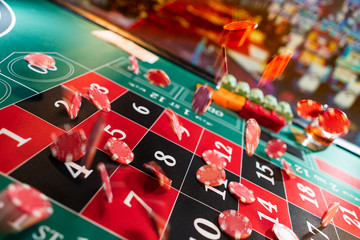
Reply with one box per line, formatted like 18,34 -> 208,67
0,128 -> 31,147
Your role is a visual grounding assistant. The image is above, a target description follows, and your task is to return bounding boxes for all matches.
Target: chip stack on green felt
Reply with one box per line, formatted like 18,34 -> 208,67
277,101 -> 294,124
249,88 -> 264,105
220,74 -> 237,91
234,81 -> 250,98
264,95 -> 278,111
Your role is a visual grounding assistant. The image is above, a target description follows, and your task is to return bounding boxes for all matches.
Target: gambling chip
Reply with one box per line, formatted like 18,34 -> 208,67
145,69 -> 171,87
128,55 -> 139,75
296,99 -> 324,120
218,210 -> 252,239
143,161 -> 172,190
106,137 -> 134,164
50,131 -> 87,162
24,52 -> 56,70
97,162 -> 113,203
272,222 -> 299,240
318,108 -> 349,135
228,181 -> 255,203
68,91 -> 82,120
321,202 -> 340,227
192,85 -> 212,115
0,183 -> 53,232
265,139 -> 287,159
202,149 -> 227,169
244,118 -> 261,157
196,165 -> 226,187
165,109 -> 183,141
218,20 -> 258,48
281,158 -> 296,179
88,85 -> 111,112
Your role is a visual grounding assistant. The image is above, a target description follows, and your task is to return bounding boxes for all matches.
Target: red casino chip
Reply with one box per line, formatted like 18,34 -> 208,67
318,108 -> 349,135
281,158 -> 296,179
97,162 -> 113,203
145,69 -> 171,87
68,91 -> 82,120
228,181 -> 255,203
201,150 -> 227,169
218,210 -> 252,239
165,109 -> 183,141
24,53 -> 55,69
296,99 -> 324,120
272,223 -> 299,240
196,165 -> 226,186
143,161 -> 172,190
128,55 -> 139,75
106,137 -> 134,164
321,202 -> 340,227
265,139 -> 287,159
245,118 -> 261,157
50,131 -> 87,162
88,85 -> 111,112
191,85 -> 212,115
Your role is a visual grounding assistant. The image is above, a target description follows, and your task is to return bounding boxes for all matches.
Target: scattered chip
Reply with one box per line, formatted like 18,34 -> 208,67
68,91 -> 82,120
321,202 -> 340,227
258,49 -> 293,87
202,149 -> 227,169
265,139 -> 287,159
296,99 -> 324,120
218,20 -> 258,48
245,118 -> 261,156
196,165 -> 226,187
106,137 -> 134,164
145,69 -> 171,87
24,53 -> 56,70
218,210 -> 252,239
192,85 -> 212,115
228,181 -> 255,203
318,108 -> 349,135
281,158 -> 296,179
272,222 -> 299,240
88,85 -> 111,112
0,183 -> 53,232
144,161 -> 172,190
97,162 -> 113,203
165,109 -> 183,141
128,55 -> 139,75
50,131 -> 87,162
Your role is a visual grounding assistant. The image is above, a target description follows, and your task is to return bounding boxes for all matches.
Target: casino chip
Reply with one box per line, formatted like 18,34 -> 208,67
88,85 -> 111,112
145,69 -> 171,87
24,53 -> 56,70
296,99 -> 324,120
97,162 -> 113,203
128,55 -> 139,75
281,158 -> 296,179
265,139 -> 287,159
68,91 -> 82,120
202,150 -> 227,169
244,118 -> 261,157
106,137 -> 134,164
318,108 -> 349,135
165,109 -> 183,141
321,202 -> 340,227
143,161 -> 172,190
192,85 -> 212,115
196,165 -> 226,186
50,131 -> 87,162
228,181 -> 255,203
272,223 -> 299,240
218,210 -> 252,239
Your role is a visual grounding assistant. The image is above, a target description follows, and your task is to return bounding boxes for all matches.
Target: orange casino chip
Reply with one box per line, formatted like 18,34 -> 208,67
318,108 -> 349,135
218,20 -> 258,48
196,165 -> 226,187
296,99 -> 324,120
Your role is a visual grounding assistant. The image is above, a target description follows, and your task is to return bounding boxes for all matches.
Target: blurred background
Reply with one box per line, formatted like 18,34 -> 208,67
57,0 -> 360,147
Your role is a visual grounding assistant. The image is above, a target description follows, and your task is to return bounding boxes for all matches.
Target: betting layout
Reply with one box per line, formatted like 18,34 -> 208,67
0,1 -> 360,240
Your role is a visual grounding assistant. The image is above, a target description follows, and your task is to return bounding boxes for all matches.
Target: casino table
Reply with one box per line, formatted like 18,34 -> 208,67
0,0 -> 360,239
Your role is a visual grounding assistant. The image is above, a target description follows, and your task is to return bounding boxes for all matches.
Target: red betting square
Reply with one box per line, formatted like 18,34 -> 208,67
63,71 -> 127,102
72,111 -> 147,152
0,105 -> 64,173
82,165 -> 178,240
196,129 -> 242,175
284,175 -> 328,218
151,110 -> 203,152
322,190 -> 360,238
238,179 -> 292,239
